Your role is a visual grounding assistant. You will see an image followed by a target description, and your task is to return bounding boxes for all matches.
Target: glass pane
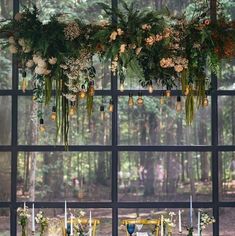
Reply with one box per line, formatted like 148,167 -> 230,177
0,45 -> 12,89
118,96 -> 211,145
218,96 -> 235,145
0,153 -> 11,201
219,152 -> 235,201
118,152 -> 212,202
221,1 -> 235,20
220,208 -> 235,236
20,0 -> 110,23
119,208 -> 213,236
0,209 -> 10,235
0,96 -> 11,145
0,0 -> 12,20
17,152 -> 111,202
17,208 -> 112,235
218,60 -> 235,90
122,0 -> 191,14
18,96 -> 112,145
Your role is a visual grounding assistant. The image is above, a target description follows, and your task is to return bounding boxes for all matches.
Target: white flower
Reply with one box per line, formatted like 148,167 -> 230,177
35,66 -> 46,75
169,212 -> 176,216
164,218 -> 171,223
49,57 -> 57,65
8,36 -> 15,44
63,93 -> 77,101
37,59 -> 47,68
26,60 -> 34,68
44,69 -> 51,75
117,28 -> 124,36
9,45 -> 17,54
23,45 -> 31,53
79,210 -> 85,216
33,55 -> 42,64
14,13 -> 23,21
18,38 -> 26,47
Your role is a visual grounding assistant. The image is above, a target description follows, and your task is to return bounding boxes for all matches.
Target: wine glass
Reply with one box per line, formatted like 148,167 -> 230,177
66,223 -> 71,236
127,224 -> 135,236
136,223 -> 143,232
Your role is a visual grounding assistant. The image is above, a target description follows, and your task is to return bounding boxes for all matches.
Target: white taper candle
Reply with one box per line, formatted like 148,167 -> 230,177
89,211 -> 92,236
64,200 -> 67,230
179,210 -> 182,233
161,215 -> 164,236
70,213 -> 74,235
190,195 -> 193,227
198,211 -> 201,236
32,203 -> 35,232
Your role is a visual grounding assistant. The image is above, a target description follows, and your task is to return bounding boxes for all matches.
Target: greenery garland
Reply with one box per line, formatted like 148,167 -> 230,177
0,1 -> 234,147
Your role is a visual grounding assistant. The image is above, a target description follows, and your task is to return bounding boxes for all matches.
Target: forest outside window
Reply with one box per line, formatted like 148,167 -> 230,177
17,152 -> 112,202
118,97 -> 211,146
0,0 -> 234,235
118,152 -> 212,202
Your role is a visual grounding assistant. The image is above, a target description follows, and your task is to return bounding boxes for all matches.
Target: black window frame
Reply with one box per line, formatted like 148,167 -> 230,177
0,0 -> 234,235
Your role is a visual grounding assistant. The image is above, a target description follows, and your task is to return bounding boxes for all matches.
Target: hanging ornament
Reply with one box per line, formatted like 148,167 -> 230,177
136,91 -> 144,106
79,84 -> 86,99
39,118 -> 45,132
203,96 -> 209,107
184,85 -> 189,96
148,80 -> 153,93
69,102 -> 76,117
50,106 -> 57,121
88,80 -> 95,96
120,80 -> 125,92
108,99 -> 114,112
21,70 -> 27,93
100,104 -> 105,120
128,93 -> 134,107
176,96 -> 182,112
165,85 -> 171,97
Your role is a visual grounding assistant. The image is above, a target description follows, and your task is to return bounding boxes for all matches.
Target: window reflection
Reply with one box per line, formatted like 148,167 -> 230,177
219,152 -> 235,201
0,153 -> 11,201
0,209 -> 10,235
17,152 -> 111,202
218,96 -> 235,145
20,0 -> 110,23
220,208 -> 235,236
118,96 -> 211,145
0,97 -> 11,145
18,96 -> 112,145
119,152 -> 212,202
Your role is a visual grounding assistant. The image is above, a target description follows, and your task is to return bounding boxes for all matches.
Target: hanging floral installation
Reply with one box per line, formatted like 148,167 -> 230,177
0,1 -> 234,146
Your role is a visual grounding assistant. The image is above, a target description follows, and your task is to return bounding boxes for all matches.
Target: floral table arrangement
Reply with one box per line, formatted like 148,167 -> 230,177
35,211 -> 49,236
0,0 -> 234,146
17,203 -> 30,236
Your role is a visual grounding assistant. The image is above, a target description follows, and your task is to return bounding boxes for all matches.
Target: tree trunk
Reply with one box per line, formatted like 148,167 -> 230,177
198,109 -> 209,180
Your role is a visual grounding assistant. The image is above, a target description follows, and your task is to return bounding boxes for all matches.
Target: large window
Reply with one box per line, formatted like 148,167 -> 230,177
0,0 -> 234,235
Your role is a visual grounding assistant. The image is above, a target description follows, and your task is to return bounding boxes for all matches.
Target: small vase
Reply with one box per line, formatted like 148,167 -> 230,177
40,227 -> 48,236
21,224 -> 28,236
168,226 -> 173,236
187,227 -> 194,236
